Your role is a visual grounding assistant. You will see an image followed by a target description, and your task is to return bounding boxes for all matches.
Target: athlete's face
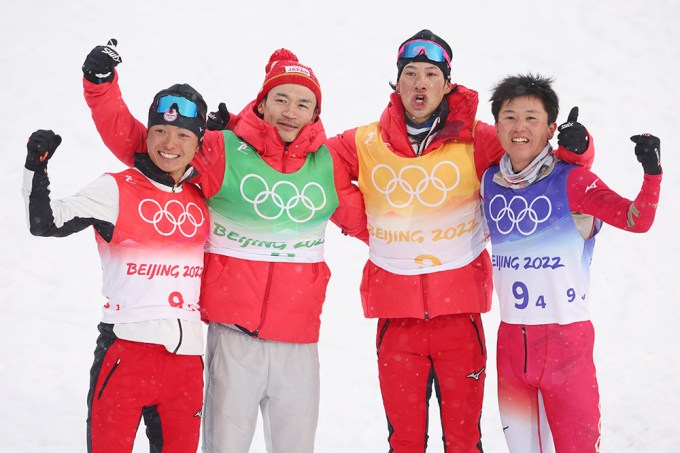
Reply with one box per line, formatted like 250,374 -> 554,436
257,83 -> 318,143
495,95 -> 557,172
146,125 -> 199,183
397,62 -> 452,125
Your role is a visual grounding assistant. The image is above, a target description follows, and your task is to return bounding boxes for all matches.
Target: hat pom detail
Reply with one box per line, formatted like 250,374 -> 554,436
265,48 -> 299,73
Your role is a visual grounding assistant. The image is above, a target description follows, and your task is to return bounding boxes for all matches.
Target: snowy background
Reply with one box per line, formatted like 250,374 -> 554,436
2,0 -> 679,451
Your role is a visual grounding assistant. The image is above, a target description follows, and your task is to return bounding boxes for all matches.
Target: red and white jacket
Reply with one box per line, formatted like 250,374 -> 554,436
23,154 -> 210,354
326,86 -> 594,320
83,73 -> 367,343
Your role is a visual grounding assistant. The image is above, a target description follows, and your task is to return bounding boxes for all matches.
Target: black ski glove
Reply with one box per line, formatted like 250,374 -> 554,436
206,102 -> 231,131
25,130 -> 62,171
557,106 -> 589,154
630,133 -> 662,175
82,38 -> 122,84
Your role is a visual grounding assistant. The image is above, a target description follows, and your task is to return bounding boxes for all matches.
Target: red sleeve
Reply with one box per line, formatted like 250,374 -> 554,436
472,120 -> 504,180
83,70 -> 226,198
554,132 -> 595,169
190,131 -> 226,198
328,152 -> 368,243
83,71 -> 146,167
567,168 -> 661,232
325,128 -> 360,181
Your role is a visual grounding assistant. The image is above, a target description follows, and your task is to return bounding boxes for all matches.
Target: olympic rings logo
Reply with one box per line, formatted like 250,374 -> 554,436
371,161 -> 460,208
138,199 -> 205,238
488,194 -> 552,236
240,174 -> 327,223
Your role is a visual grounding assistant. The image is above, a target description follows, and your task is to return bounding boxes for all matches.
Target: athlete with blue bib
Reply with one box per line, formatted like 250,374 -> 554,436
482,73 -> 662,452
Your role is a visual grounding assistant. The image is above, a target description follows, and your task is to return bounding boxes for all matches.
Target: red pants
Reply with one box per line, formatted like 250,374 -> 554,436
87,326 -> 203,453
376,314 -> 487,453
497,321 -> 601,453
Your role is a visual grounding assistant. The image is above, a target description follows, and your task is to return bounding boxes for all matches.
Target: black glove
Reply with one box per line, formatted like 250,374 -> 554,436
557,106 -> 589,154
206,102 -> 231,131
25,130 -> 62,171
630,134 -> 661,175
82,38 -> 122,84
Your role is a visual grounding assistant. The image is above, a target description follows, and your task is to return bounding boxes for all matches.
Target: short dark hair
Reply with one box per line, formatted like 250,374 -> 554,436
490,73 -> 559,124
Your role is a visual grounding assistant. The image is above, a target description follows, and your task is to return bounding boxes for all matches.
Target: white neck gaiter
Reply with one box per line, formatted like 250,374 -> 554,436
499,143 -> 555,189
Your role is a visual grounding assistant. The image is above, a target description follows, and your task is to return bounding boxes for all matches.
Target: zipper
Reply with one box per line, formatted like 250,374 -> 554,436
254,262 -> 276,337
172,319 -> 183,354
469,315 -> 486,356
422,274 -> 430,320
522,327 -> 528,374
97,358 -> 121,399
282,144 -> 289,173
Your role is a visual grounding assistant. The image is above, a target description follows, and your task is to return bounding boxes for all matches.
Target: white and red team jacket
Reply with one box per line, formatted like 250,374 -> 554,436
23,154 -> 210,355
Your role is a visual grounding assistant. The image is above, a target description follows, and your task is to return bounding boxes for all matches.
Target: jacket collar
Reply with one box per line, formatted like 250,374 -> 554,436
232,100 -> 327,161
133,152 -> 198,188
380,84 -> 479,156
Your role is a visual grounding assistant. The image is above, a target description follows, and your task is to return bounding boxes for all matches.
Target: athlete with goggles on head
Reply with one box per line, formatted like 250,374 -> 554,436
23,84 -> 210,453
81,41 -> 367,452
326,29 -> 595,452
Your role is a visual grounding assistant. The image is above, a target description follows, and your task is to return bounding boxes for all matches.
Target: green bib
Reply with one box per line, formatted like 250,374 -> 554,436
205,131 -> 339,262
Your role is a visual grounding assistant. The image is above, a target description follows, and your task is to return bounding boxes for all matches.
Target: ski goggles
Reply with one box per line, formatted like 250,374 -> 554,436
397,39 -> 451,66
154,95 -> 200,118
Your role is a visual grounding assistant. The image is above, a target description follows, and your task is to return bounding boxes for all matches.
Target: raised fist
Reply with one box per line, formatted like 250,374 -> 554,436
26,129 -> 62,171
82,39 -> 122,84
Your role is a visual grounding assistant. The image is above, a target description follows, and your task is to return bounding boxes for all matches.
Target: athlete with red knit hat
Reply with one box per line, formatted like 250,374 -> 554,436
81,42 -> 367,452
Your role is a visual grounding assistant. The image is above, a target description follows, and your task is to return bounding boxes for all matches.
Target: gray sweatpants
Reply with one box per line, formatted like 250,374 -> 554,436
202,323 -> 320,453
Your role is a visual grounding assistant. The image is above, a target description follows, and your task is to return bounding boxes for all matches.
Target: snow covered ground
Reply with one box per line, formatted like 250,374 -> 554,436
2,1 -> 679,451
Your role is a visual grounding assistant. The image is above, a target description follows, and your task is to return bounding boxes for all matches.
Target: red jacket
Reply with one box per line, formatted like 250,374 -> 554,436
84,73 -> 367,343
326,85 -> 593,319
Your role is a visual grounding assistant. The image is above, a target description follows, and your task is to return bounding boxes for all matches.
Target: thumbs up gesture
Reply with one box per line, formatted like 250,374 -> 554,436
557,106 -> 589,155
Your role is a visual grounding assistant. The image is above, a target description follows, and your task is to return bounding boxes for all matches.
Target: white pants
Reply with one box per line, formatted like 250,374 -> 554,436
202,323 -> 320,453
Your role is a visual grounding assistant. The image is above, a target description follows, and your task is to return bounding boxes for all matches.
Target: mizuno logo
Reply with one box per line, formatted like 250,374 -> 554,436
586,179 -> 600,193
466,366 -> 485,381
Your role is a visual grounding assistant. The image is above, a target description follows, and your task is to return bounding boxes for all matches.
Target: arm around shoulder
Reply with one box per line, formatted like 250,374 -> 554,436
472,120 -> 504,179
326,128 -> 361,181
329,152 -> 368,243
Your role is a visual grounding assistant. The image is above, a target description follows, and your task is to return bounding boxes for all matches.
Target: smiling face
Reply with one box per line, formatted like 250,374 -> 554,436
146,124 -> 199,182
396,61 -> 452,125
495,95 -> 557,172
257,83 -> 318,143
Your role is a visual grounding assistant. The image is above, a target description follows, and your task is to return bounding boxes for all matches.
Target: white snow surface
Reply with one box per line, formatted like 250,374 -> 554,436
2,1 -> 679,451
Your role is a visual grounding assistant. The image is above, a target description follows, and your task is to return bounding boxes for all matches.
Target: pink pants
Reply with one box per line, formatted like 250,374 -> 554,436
497,321 -> 601,453
377,313 -> 487,453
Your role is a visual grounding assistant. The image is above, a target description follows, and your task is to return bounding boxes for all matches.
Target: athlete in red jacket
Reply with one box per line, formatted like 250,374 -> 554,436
81,42 -> 367,452
326,30 -> 594,452
23,83 -> 210,453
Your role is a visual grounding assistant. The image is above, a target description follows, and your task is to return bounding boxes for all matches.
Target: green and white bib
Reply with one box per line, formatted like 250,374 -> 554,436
205,131 -> 339,262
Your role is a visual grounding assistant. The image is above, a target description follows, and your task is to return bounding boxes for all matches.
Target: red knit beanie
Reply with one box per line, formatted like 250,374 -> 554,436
255,48 -> 322,114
